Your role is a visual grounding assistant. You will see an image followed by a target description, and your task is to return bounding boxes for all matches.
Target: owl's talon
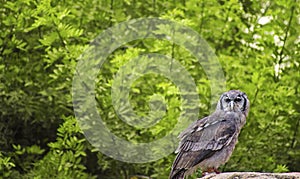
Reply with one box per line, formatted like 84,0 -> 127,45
202,167 -> 220,176
213,168 -> 220,174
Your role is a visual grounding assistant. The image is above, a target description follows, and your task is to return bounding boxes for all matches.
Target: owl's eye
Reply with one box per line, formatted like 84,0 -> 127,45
224,97 -> 231,103
234,97 -> 242,102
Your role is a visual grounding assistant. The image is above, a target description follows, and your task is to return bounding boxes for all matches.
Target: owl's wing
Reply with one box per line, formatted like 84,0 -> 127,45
170,113 -> 237,178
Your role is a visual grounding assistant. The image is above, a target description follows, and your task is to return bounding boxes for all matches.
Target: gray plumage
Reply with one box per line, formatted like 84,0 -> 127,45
169,90 -> 250,179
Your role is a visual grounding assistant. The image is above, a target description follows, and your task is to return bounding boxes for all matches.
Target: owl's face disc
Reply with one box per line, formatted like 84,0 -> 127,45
218,90 -> 249,114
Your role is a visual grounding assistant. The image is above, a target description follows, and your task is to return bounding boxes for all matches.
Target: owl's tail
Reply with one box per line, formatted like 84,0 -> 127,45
169,168 -> 186,179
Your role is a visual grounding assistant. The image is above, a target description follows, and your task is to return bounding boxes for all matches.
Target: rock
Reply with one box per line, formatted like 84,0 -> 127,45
199,172 -> 300,179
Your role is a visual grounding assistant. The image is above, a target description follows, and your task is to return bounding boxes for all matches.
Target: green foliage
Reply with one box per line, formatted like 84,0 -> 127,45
1,0 -> 300,178
0,152 -> 16,178
23,116 -> 95,179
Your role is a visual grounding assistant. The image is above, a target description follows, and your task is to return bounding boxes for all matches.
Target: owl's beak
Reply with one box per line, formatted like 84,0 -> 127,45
229,101 -> 234,110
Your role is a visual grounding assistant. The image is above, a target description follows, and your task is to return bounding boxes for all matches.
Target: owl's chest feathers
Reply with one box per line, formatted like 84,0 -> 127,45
224,111 -> 246,128
195,112 -> 246,170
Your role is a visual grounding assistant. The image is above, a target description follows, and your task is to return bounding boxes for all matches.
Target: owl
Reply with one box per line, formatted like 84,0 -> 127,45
169,90 -> 250,179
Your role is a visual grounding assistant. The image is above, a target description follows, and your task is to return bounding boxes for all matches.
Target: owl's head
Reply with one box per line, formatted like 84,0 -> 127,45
217,90 -> 250,116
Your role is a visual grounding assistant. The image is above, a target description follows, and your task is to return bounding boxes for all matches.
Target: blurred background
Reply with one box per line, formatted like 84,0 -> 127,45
1,0 -> 300,178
